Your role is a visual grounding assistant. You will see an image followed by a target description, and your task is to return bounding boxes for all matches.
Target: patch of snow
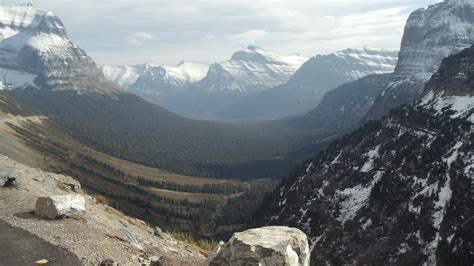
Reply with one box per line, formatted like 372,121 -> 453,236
0,67 -> 36,89
360,145 -> 381,172
26,32 -> 70,53
331,151 -> 342,165
361,218 -> 372,230
420,91 -> 474,120
0,5 -> 45,29
336,171 -> 384,223
101,65 -> 140,88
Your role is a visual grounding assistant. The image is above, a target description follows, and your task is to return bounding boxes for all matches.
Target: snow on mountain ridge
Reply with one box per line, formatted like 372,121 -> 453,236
101,65 -> 141,88
214,47 -> 398,121
0,4 -> 45,29
102,61 -> 209,90
0,4 -> 119,93
199,45 -> 307,93
231,45 -> 306,66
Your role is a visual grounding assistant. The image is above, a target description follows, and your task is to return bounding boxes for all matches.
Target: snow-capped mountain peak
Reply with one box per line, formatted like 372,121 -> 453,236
230,45 -> 306,66
0,4 -> 119,93
174,61 -> 210,83
102,61 -> 209,90
199,46 -> 307,93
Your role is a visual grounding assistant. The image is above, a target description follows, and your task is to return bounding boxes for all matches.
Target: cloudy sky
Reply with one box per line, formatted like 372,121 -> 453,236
5,0 -> 441,66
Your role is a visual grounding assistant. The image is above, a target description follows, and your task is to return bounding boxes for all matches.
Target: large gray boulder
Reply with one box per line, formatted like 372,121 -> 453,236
207,226 -> 310,266
35,194 -> 86,219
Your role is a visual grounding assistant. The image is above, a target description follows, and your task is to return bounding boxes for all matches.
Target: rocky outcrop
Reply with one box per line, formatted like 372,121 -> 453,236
207,226 -> 310,266
35,194 -> 86,219
365,0 -> 474,120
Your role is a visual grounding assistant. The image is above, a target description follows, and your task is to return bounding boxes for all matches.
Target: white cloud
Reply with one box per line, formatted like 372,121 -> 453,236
2,0 -> 442,65
228,30 -> 268,44
201,35 -> 215,41
127,32 -> 157,46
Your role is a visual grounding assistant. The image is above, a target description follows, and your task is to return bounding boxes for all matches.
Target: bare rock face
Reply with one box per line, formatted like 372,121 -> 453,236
365,0 -> 474,121
35,194 -> 86,219
207,226 -> 310,266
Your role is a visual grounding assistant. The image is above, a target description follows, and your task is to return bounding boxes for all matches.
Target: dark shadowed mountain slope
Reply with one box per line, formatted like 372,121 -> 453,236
260,46 -> 474,265
287,73 -> 391,130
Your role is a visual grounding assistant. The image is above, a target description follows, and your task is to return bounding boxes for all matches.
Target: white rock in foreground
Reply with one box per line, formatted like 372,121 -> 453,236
207,226 -> 310,266
35,194 -> 86,219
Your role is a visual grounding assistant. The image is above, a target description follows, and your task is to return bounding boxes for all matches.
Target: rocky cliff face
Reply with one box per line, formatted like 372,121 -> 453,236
365,0 -> 474,120
262,46 -> 474,265
218,47 -> 397,121
0,4 -> 119,93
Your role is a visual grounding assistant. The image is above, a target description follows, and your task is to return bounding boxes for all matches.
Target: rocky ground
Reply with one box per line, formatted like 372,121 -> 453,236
0,154 -> 205,265
0,219 -> 81,265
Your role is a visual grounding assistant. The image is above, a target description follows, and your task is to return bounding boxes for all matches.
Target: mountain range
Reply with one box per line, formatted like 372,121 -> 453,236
219,47 -> 398,121
103,46 -> 397,121
0,1 -> 473,265
0,4 -> 341,181
102,46 -> 307,119
261,43 -> 474,266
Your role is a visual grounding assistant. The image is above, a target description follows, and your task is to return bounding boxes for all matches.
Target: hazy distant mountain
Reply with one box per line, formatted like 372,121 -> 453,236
365,0 -> 474,121
197,45 -> 307,93
102,45 -> 306,119
102,61 -> 210,108
218,47 -> 398,121
102,61 -> 208,93
262,44 -> 474,266
101,63 -> 156,89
